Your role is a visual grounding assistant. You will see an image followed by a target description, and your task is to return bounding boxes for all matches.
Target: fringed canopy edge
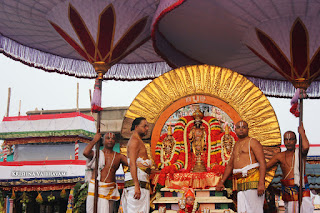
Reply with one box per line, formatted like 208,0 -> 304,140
248,77 -> 320,99
0,35 -> 171,81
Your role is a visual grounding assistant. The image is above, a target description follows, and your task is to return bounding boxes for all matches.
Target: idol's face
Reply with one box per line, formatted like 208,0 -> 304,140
235,121 -> 248,139
194,119 -> 202,128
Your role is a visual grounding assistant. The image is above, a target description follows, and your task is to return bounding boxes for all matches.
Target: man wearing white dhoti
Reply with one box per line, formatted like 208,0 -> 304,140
121,117 -> 151,213
216,120 -> 266,213
267,123 -> 314,213
84,132 -> 128,213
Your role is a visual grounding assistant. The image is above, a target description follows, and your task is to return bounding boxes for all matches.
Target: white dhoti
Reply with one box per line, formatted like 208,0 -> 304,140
281,149 -> 314,213
121,166 -> 150,213
86,180 -> 120,213
284,197 -> 314,213
233,163 -> 264,213
237,189 -> 265,213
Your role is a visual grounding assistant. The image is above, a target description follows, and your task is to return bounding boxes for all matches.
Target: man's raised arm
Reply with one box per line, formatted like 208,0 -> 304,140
299,122 -> 309,156
83,133 -> 101,159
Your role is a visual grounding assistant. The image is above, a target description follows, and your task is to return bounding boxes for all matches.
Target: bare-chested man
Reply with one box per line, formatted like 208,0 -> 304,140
266,123 -> 313,213
121,117 -> 151,213
216,120 -> 266,213
83,132 -> 128,213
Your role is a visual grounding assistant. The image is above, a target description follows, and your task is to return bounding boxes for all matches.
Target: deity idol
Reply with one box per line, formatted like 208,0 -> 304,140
162,126 -> 175,162
188,107 -> 207,172
221,125 -> 237,165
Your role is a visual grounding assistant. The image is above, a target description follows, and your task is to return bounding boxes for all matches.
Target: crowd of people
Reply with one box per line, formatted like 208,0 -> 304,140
84,117 -> 314,213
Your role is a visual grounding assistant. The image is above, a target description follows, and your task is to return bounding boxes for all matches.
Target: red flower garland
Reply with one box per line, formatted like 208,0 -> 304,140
154,121 -> 186,172
155,116 -> 227,177
290,102 -> 300,117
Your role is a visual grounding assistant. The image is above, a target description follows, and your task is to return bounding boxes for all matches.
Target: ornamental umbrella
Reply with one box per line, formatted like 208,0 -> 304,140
152,1 -> 320,211
152,0 -> 320,98
0,0 -> 170,80
0,1 -> 171,212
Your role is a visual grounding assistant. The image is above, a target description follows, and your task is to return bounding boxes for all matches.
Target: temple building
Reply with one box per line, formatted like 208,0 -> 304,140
0,107 -> 127,213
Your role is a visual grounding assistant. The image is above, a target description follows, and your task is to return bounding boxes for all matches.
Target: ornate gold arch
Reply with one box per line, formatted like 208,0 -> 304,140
122,64 -> 281,186
124,65 -> 280,145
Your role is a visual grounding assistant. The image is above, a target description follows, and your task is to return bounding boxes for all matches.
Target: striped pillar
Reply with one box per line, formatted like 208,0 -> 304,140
75,141 -> 79,160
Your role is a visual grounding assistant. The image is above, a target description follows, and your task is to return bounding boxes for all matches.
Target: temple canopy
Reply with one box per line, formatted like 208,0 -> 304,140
1,0 -> 320,98
152,0 -> 320,98
0,0 -> 171,80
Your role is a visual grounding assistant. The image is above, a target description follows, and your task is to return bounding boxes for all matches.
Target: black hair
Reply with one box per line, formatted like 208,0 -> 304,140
131,117 -> 146,131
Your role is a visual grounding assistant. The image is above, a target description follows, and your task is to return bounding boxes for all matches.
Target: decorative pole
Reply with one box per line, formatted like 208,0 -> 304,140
91,61 -> 109,213
18,100 -> 21,116
298,89 -> 303,212
293,78 -> 308,213
89,89 -> 93,116
76,82 -> 79,112
89,89 -> 92,104
6,87 -> 11,117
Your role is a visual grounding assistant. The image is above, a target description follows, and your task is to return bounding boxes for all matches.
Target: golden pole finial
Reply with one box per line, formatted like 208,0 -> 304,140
92,61 -> 110,79
292,78 -> 310,90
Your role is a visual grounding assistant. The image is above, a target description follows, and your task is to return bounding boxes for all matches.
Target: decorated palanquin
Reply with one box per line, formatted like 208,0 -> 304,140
152,107 -> 238,190
122,64 -> 282,212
